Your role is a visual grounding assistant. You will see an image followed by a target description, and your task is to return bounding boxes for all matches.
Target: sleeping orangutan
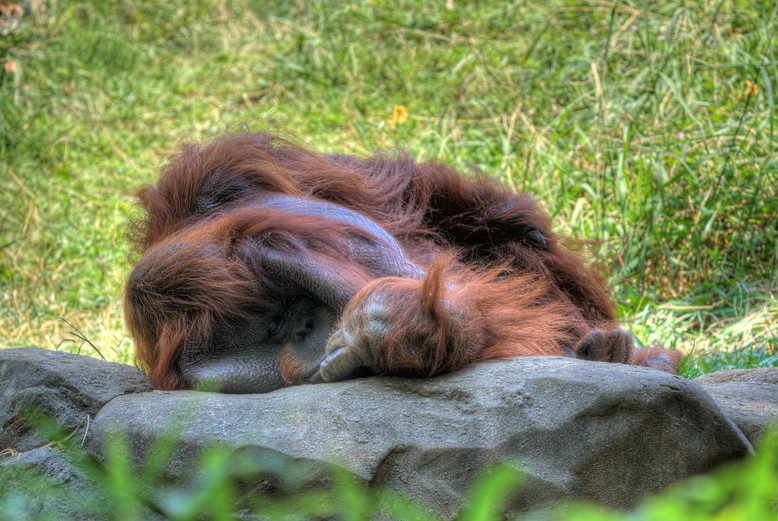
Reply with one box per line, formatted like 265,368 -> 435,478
125,132 -> 681,393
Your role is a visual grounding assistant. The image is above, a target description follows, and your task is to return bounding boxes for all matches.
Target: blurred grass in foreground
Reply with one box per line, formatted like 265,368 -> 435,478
0,0 -> 776,372
1,419 -> 775,520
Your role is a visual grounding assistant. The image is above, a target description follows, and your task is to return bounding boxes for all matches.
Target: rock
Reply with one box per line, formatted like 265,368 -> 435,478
695,367 -> 778,444
0,349 -> 758,518
90,357 -> 752,517
1,447 -> 108,521
0,347 -> 152,452
0,444 -> 167,521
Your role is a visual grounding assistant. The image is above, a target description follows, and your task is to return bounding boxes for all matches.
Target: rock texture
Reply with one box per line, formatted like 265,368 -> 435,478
1,447 -> 112,521
0,347 -> 760,519
0,347 -> 152,452
695,367 -> 778,444
91,357 -> 751,516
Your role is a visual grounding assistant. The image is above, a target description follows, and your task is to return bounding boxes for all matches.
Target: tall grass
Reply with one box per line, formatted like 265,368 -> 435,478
0,0 -> 776,372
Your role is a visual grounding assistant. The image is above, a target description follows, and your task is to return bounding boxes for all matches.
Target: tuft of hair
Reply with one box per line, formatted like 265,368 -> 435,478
632,347 -> 684,374
125,231 -> 257,389
350,255 -> 587,377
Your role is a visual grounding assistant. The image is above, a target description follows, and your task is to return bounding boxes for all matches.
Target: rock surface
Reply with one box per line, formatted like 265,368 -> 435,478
1,447 -> 116,521
695,367 -> 778,444
0,347 -> 760,519
91,357 -> 752,517
0,347 -> 152,451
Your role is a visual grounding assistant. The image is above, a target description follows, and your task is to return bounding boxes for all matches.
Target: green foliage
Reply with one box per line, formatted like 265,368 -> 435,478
0,5 -> 774,517
2,423 -> 776,520
0,1 -> 775,366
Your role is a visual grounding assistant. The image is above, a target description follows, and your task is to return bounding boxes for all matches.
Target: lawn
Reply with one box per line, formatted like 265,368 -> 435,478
0,0 -> 776,375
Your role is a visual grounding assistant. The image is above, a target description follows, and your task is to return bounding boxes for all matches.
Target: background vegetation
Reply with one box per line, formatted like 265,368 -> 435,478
1,2 -> 776,519
0,2 -> 776,368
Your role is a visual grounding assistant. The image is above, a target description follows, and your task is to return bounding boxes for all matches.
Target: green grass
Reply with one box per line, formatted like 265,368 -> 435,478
2,421 -> 776,520
0,0 -> 776,373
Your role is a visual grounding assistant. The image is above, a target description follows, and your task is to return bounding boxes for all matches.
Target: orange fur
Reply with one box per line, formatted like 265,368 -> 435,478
126,132 -> 671,390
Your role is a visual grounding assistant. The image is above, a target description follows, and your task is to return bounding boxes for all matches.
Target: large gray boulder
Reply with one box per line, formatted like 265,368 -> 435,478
1,348 -> 758,519
90,357 -> 752,517
0,347 -> 152,452
695,367 -> 778,444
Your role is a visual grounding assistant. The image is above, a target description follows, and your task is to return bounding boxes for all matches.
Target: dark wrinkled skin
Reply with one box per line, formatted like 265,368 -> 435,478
174,196 -> 550,393
180,296 -> 337,393
176,198 -> 424,393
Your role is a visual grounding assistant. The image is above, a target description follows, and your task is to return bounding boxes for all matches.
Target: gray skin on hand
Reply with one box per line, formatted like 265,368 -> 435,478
575,329 -> 634,364
309,291 -> 392,384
